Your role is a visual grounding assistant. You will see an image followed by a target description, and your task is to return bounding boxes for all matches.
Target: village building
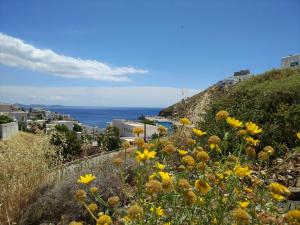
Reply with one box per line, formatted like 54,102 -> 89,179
111,119 -> 159,141
281,54 -> 300,68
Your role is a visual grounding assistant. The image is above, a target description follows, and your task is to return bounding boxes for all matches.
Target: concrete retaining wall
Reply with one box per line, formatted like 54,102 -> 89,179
0,122 -> 18,140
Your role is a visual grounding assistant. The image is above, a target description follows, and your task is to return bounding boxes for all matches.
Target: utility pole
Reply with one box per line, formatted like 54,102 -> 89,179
144,123 -> 147,142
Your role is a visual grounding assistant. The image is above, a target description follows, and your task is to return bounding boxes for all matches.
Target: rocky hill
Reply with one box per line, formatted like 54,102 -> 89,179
159,81 -> 232,123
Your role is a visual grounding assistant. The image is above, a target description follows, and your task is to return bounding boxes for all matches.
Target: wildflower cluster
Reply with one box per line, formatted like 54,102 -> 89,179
72,113 -> 300,225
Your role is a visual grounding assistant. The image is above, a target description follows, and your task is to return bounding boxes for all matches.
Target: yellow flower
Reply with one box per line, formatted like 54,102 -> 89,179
269,182 -> 290,196
154,162 -> 165,170
244,136 -> 260,146
244,187 -> 253,193
133,127 -> 144,136
181,155 -> 196,168
77,174 -> 96,185
178,149 -> 188,155
237,129 -> 248,136
187,138 -> 196,146
69,221 -> 83,225
239,201 -> 250,209
90,186 -> 99,194
245,146 -> 256,157
209,143 -> 220,152
208,135 -> 221,145
162,144 -> 175,154
216,110 -> 229,120
150,206 -> 164,217
196,151 -> 210,162
192,128 -> 207,137
180,117 -> 191,126
234,165 -> 252,178
159,171 -> 173,189
297,132 -> 300,140
245,122 -> 262,135
212,217 -> 218,224
232,208 -> 250,225
135,148 -> 156,162
146,179 -> 163,195
258,151 -> 269,161
88,203 -> 98,213
163,223 -> 171,225
177,179 -> 191,190
226,117 -> 243,128
127,204 -> 144,221
108,196 -> 120,207
286,209 -> 300,224
158,125 -> 168,134
263,146 -> 275,155
134,137 -> 145,147
216,173 -> 224,180
195,179 -> 211,195
97,215 -> 112,225
122,141 -> 130,149
271,193 -> 286,201
75,189 -> 87,202
184,190 -> 197,205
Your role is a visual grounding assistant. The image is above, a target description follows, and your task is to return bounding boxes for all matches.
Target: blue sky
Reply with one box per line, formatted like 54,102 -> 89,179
0,0 -> 299,107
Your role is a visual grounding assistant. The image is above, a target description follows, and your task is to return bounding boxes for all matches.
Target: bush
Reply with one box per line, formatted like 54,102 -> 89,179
55,124 -> 69,133
0,115 -> 13,124
73,123 -> 82,132
67,118 -> 300,225
51,127 -> 82,160
199,68 -> 300,155
97,126 -> 121,151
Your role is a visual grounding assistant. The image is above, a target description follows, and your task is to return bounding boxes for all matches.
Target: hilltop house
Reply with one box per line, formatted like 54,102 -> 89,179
281,54 -> 300,68
0,103 -> 28,122
217,69 -> 252,88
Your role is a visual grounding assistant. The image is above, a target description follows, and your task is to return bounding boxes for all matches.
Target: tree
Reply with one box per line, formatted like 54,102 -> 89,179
0,115 -> 13,124
97,126 -> 121,151
55,124 -> 69,133
73,123 -> 82,132
51,125 -> 82,160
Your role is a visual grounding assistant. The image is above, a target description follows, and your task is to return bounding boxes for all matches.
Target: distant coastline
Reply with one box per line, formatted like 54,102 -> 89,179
42,106 -> 162,128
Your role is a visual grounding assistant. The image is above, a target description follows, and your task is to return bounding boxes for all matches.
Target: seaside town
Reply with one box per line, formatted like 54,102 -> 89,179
1,54 -> 299,143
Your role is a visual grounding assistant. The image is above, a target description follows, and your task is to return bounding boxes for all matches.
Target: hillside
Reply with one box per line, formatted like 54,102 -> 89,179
159,80 -> 234,123
199,68 -> 300,152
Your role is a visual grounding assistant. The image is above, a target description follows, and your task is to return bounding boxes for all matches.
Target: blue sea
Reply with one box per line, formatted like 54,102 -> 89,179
45,106 -> 163,128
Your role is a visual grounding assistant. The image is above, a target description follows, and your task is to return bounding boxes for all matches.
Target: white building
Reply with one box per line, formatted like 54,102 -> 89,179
0,104 -> 28,122
53,120 -> 77,130
281,54 -> 300,68
111,119 -> 159,140
0,121 -> 18,140
217,70 -> 252,87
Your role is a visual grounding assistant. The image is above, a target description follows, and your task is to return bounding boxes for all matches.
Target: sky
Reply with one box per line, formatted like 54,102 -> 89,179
0,0 -> 299,107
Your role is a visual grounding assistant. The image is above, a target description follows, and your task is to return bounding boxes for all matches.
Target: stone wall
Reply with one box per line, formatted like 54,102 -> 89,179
0,122 -> 18,140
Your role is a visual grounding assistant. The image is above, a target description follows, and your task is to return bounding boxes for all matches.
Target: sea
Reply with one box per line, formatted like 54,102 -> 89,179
44,106 -> 163,128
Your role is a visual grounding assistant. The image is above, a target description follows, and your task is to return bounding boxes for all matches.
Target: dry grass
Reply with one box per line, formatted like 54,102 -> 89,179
0,132 -> 58,225
20,153 -> 135,225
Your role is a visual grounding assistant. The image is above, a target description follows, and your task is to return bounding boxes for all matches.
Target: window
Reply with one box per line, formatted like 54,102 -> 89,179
290,61 -> 299,67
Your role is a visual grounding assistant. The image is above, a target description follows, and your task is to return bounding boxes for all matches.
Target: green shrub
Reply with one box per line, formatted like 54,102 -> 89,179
199,68 -> 300,155
51,127 -> 82,160
97,126 -> 121,151
0,115 -> 13,124
73,123 -> 82,132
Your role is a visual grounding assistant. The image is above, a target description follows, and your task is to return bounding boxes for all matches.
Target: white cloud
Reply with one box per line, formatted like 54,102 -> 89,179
0,33 -> 148,81
0,86 -> 199,107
